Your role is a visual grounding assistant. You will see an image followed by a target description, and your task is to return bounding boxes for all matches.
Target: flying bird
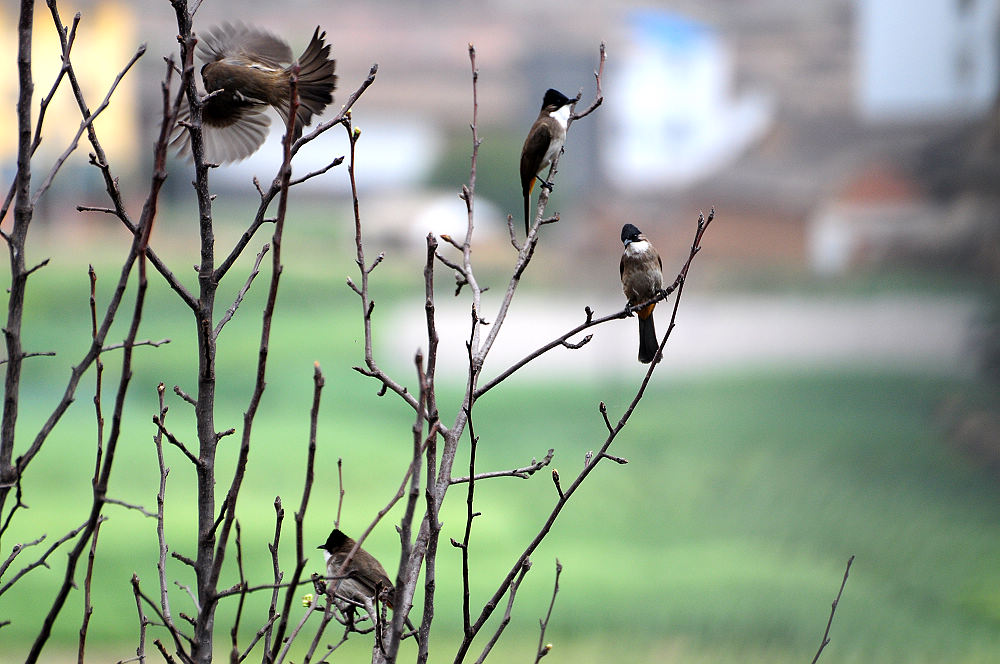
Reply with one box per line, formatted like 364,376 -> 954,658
171,22 -> 337,163
620,223 -> 664,364
519,88 -> 573,235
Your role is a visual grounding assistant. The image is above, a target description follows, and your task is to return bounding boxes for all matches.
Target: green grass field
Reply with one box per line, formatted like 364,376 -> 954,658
1,211 -> 999,663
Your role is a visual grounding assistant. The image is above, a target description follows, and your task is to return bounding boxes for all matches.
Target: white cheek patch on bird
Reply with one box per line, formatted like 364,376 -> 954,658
550,104 -> 571,131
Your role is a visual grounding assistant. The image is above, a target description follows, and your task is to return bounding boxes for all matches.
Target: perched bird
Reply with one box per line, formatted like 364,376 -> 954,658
519,88 -> 573,235
318,528 -> 394,620
171,22 -> 337,163
620,223 -> 664,364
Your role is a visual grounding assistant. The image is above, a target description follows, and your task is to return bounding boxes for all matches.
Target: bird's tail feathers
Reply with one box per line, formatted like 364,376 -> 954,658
637,313 -> 658,364
283,27 -> 337,138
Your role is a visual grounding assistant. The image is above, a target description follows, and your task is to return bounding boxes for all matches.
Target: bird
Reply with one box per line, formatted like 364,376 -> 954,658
170,22 -> 337,164
620,223 -> 664,364
318,528 -> 394,622
519,88 -> 573,235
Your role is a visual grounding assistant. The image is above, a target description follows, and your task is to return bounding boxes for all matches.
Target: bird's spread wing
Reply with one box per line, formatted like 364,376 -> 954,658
198,22 -> 293,66
170,102 -> 270,163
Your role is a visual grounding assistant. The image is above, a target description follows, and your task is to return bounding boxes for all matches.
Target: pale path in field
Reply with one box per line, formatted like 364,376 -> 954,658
383,294 -> 980,381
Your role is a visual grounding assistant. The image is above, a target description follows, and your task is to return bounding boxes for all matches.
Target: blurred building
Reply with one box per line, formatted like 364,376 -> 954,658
603,10 -> 773,190
3,0 -> 998,278
0,1 -> 140,169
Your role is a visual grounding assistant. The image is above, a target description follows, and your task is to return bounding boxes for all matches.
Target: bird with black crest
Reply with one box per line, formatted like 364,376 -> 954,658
519,88 -> 573,235
620,223 -> 664,364
318,527 -> 394,625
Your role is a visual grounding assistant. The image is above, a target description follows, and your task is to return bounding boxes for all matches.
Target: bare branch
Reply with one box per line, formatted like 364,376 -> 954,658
75,205 -> 115,215
227,522 -> 246,664
533,560 -> 562,663
473,560 -> 531,664
273,598 -> 319,664
102,338 -> 171,353
599,402 -> 613,434
559,334 -> 592,350
473,295 -> 666,399
153,384 -> 181,648
335,458 -> 345,529
154,416 -> 199,466
104,497 -> 156,518
172,385 -> 196,407
343,114 -> 437,424
570,42 -> 605,122
171,552 -> 195,569
267,362 -> 324,659
262,497 -> 285,658
449,448 -> 554,484
213,244 -> 269,340
235,613 -> 279,664
31,42 -> 146,205
289,156 -> 345,187
550,470 -> 564,500
0,534 -> 45,581
132,575 -> 194,662
0,9 -> 77,225
0,520 -> 87,597
77,517 -> 105,664
0,351 -> 55,366
810,555 -> 855,664
127,572 -> 150,664
460,308 -> 481,636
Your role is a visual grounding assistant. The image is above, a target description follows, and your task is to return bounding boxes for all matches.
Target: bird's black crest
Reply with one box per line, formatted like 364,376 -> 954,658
319,528 -> 349,551
621,223 -> 642,243
542,88 -> 572,109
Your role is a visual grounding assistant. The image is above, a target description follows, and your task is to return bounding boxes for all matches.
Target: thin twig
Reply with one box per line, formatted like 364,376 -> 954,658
103,497 -> 156,518
810,555 -> 855,664
153,384 -> 181,650
235,613 -> 279,664
154,416 -> 199,466
129,573 -> 149,664
102,338 -> 171,352
449,449 -> 554,485
213,244 -> 269,340
262,497 -> 285,659
335,458 -> 345,529
0,351 -> 56,365
267,363 -> 324,659
0,534 -> 45,581
472,561 -> 531,664
533,560 -> 562,663
569,42 -> 606,122
76,515 -> 103,664
459,305 -> 481,636
228,523 -> 247,664
289,157 -> 345,187
0,521 -> 86,597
